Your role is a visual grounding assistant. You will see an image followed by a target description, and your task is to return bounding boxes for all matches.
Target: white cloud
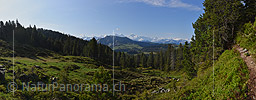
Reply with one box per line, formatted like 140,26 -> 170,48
119,0 -> 201,11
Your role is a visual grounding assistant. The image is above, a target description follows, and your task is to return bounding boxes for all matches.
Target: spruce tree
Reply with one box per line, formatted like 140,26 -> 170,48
147,52 -> 154,68
140,53 -> 147,67
182,41 -> 196,79
87,38 -> 98,59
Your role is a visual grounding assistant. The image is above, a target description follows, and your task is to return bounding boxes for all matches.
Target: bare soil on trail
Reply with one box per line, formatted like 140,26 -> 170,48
235,45 -> 256,99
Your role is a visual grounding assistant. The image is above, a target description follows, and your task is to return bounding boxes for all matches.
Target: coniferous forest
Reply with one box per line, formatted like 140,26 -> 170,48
0,0 -> 255,99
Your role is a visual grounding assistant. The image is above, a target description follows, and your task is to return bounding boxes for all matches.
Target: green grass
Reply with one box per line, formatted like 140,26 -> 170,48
152,49 -> 249,100
0,55 -> 107,99
2,56 -> 100,81
1,49 -> 249,99
1,54 -> 175,99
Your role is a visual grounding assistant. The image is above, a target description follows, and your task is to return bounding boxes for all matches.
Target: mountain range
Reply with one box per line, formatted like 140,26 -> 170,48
98,36 -> 171,54
82,33 -> 189,44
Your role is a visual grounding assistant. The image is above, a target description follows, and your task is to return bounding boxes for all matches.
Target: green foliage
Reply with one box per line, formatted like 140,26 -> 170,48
243,0 -> 256,23
87,38 -> 98,59
237,18 -> 256,55
92,66 -> 114,99
140,53 -> 147,67
182,42 -> 196,79
191,0 -> 245,68
59,65 -> 69,84
154,50 -> 249,100
147,52 -> 154,68
115,44 -> 143,50
212,50 -> 248,99
175,43 -> 183,70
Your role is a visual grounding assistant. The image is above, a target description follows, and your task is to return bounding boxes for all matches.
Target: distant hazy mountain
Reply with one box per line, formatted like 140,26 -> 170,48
98,36 -> 160,47
82,33 -> 188,44
97,36 -> 168,54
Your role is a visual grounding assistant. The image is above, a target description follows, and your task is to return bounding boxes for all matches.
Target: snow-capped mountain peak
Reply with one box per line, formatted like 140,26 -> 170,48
82,33 -> 188,44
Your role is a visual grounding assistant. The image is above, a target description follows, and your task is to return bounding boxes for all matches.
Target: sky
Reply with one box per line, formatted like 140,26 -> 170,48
0,0 -> 204,40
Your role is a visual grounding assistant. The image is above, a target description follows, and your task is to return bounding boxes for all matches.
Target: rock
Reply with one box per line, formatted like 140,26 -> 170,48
51,77 -> 58,82
155,87 -> 170,93
0,68 -> 5,71
0,65 -> 5,70
251,61 -> 254,64
0,65 -> 6,81
242,49 -> 248,53
166,89 -> 170,92
160,89 -> 165,93
34,65 -> 42,69
151,90 -> 158,94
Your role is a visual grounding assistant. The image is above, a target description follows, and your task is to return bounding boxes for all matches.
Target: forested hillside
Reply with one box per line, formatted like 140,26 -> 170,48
0,21 -> 113,64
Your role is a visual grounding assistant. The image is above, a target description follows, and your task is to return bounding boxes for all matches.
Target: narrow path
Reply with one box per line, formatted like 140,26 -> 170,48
235,45 -> 256,99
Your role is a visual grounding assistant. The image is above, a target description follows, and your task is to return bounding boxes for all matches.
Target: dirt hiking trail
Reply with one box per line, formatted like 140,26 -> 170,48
235,45 -> 256,99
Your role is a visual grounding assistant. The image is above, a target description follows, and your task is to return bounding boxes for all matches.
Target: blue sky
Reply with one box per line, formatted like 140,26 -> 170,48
0,0 -> 204,40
